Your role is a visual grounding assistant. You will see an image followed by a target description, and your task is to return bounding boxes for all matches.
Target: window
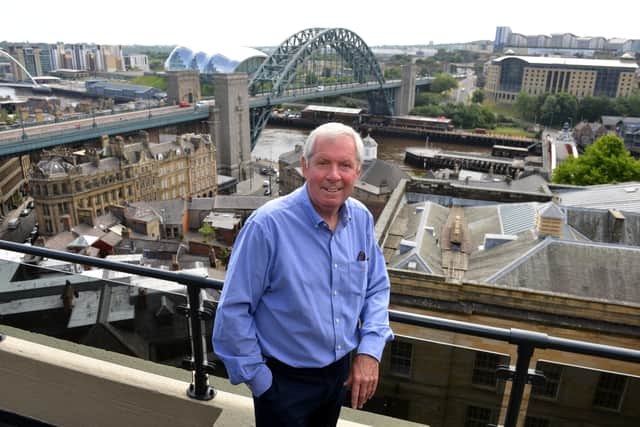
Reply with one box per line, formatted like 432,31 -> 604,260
390,340 -> 412,377
593,372 -> 627,411
472,352 -> 501,387
525,416 -> 550,427
465,405 -> 495,427
532,362 -> 563,399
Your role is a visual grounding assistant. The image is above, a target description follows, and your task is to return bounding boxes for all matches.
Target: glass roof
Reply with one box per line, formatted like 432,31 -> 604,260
165,45 -> 267,74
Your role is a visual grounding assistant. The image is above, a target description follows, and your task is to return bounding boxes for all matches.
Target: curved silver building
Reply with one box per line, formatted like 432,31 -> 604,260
164,45 -> 266,75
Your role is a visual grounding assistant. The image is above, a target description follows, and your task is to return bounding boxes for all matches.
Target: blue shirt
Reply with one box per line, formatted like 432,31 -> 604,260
212,184 -> 393,396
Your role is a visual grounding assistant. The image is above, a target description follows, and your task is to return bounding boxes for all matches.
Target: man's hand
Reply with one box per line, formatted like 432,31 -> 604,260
344,354 -> 379,409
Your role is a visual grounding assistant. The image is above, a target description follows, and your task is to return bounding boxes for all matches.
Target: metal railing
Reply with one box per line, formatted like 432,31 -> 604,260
1,239 -> 639,426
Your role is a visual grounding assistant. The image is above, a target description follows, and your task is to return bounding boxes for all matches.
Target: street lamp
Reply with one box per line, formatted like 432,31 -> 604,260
19,109 -> 26,140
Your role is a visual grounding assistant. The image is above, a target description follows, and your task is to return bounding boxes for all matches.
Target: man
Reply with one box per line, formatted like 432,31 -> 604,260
213,122 -> 393,426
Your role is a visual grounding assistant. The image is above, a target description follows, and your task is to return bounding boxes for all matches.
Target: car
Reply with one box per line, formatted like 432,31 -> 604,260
178,101 -> 191,108
26,200 -> 34,210
316,85 -> 325,92
7,218 -> 20,230
20,208 -> 30,217
263,188 -> 272,196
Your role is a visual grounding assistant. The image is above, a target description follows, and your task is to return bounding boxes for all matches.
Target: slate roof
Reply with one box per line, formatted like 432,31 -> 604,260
557,182 -> 640,214
385,200 -> 640,304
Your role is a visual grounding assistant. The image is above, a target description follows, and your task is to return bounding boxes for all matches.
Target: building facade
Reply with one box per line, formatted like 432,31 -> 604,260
485,55 -> 638,103
0,156 -> 30,217
29,133 -> 217,235
371,186 -> 640,426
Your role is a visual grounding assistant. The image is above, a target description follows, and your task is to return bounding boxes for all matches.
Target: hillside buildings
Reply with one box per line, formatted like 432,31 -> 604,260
493,26 -> 640,57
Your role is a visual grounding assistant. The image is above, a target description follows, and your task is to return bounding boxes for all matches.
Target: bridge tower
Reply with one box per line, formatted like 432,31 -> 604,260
167,70 -> 201,104
213,73 -> 251,181
395,64 -> 417,116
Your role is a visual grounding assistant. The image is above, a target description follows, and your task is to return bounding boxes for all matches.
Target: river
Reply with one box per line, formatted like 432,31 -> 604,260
253,126 -> 492,176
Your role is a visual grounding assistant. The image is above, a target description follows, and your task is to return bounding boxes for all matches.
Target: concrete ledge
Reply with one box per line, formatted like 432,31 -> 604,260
0,334 -> 222,427
0,328 -> 422,426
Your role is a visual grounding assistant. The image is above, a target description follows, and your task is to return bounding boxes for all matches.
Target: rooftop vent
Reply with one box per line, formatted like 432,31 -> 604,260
399,239 -> 417,254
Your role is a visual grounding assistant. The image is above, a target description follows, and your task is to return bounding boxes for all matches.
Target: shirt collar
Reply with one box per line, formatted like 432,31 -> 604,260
299,183 -> 352,229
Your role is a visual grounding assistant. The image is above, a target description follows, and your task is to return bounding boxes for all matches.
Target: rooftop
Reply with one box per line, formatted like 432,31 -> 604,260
493,55 -> 639,70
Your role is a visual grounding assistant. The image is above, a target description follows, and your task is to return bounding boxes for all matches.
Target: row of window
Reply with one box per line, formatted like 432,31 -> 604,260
390,340 -> 629,414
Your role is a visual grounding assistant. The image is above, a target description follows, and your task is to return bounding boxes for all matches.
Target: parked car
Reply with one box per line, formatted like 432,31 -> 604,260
26,200 -> 34,210
20,208 -> 30,217
178,101 -> 191,107
7,218 -> 20,230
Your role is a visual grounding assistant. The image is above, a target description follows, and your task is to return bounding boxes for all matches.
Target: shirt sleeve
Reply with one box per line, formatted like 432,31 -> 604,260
212,219 -> 273,397
357,214 -> 394,361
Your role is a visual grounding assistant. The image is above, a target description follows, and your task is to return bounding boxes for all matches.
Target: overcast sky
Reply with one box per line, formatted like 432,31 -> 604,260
3,0 -> 638,49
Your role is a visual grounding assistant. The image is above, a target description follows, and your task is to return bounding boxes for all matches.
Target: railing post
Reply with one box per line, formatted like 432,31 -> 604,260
182,284 -> 216,401
502,329 -> 542,427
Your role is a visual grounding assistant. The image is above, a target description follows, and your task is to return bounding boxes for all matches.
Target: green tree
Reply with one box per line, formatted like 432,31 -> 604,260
415,92 -> 443,106
540,93 -> 577,127
471,89 -> 484,104
615,92 -> 640,117
430,73 -> 458,93
514,92 -> 537,121
578,96 -> 616,122
198,222 -> 215,243
383,66 -> 402,80
552,135 -> 640,185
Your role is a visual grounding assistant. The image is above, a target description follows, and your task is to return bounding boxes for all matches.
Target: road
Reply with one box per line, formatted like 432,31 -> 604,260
451,74 -> 476,104
0,104 -> 203,143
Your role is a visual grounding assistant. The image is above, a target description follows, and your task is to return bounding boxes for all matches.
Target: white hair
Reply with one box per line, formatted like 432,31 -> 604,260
303,122 -> 364,167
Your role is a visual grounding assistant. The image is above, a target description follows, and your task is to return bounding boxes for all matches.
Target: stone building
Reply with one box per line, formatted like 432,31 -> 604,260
0,156 -> 30,218
371,182 -> 640,426
29,132 -> 217,235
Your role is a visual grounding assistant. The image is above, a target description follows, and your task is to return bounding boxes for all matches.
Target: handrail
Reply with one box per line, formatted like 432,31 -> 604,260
1,239 -> 639,426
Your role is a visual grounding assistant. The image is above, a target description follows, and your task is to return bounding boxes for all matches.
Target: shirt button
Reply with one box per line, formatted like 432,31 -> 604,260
334,264 -> 338,269
333,290 -> 338,296
335,318 -> 340,324
337,345 -> 342,350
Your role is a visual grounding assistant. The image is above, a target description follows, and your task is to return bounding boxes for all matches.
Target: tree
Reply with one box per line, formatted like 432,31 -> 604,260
415,92 -> 443,107
552,135 -> 640,185
540,93 -> 577,127
430,73 -> 458,93
198,222 -> 215,243
471,89 -> 484,104
383,67 -> 402,80
514,92 -> 537,122
578,96 -> 616,122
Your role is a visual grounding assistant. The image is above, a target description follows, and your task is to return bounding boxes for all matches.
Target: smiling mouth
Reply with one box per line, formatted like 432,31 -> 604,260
322,187 -> 343,193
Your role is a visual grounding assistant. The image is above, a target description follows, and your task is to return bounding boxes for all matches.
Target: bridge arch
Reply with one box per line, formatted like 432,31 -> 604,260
248,28 -> 394,146
0,48 -> 39,87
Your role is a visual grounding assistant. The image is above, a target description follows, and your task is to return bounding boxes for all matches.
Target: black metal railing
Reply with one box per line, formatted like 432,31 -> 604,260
1,240 -> 639,426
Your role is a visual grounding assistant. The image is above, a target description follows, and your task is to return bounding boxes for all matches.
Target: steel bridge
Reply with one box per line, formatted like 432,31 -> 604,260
0,27 -> 431,157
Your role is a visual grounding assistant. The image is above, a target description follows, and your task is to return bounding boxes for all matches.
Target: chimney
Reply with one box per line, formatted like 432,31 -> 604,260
537,203 -> 564,239
609,208 -> 625,244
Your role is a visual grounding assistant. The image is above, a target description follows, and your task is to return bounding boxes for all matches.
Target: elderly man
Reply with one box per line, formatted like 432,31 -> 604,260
213,122 -> 393,427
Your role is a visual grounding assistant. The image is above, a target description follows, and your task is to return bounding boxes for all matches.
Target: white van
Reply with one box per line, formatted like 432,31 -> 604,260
7,218 -> 20,230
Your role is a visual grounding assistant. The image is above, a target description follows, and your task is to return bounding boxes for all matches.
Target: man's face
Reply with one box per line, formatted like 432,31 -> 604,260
301,134 -> 361,219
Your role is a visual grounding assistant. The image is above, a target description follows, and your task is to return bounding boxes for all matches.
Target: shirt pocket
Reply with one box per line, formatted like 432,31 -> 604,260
345,260 -> 368,309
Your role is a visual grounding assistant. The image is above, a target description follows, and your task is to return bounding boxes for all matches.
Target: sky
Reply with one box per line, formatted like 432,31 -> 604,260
3,0 -> 638,49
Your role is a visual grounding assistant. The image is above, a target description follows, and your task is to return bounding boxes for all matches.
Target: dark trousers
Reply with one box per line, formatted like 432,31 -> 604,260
253,355 -> 350,427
